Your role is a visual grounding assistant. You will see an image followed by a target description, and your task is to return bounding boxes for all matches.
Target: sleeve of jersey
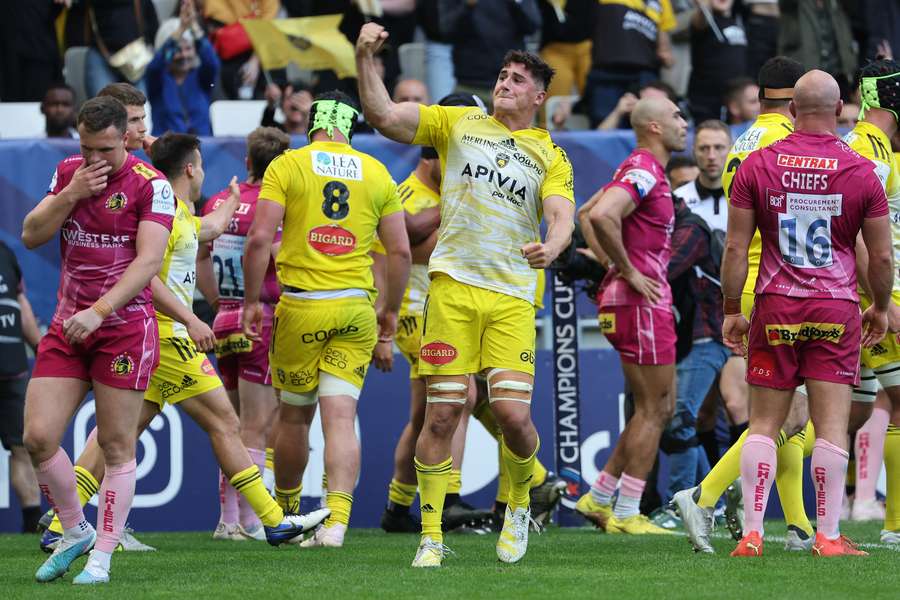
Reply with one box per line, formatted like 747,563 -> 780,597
49,161 -> 73,195
412,105 -> 470,155
728,156 -> 756,210
540,145 -> 575,204
192,215 -> 202,235
140,178 -> 176,230
259,155 -> 291,207
607,166 -> 658,206
370,235 -> 386,256
379,172 -> 404,217
865,172 -> 890,218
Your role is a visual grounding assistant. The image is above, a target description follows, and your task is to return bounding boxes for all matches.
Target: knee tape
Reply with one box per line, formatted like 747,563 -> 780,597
426,381 -> 468,404
281,389 -> 318,406
318,372 -> 361,400
873,361 -> 900,392
852,367 -> 878,403
795,383 -> 808,398
486,369 -> 533,405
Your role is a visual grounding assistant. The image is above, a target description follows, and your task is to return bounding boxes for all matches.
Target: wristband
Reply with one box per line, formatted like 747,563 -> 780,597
91,297 -> 113,319
378,336 -> 394,343
723,296 -> 742,316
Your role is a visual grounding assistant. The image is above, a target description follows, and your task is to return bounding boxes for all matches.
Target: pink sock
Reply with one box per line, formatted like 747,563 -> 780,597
239,449 -> 266,529
591,470 -> 618,505
219,469 -> 239,525
36,448 -> 85,529
812,438 -> 849,540
740,434 -> 777,535
95,459 -> 136,553
614,473 -> 646,519
856,407 -> 889,502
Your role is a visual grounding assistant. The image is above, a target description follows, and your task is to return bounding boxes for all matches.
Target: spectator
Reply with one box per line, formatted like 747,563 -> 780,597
585,0 -> 676,127
688,0 -> 748,124
0,0 -> 63,101
742,1 -> 780,78
723,77 -> 760,126
155,0 -> 208,48
537,0 -> 593,100
665,154 -> 699,190
778,0 -> 857,94
146,1 -> 220,136
204,0 -> 278,99
41,83 -> 78,139
661,0 -> 698,98
261,81 -> 314,136
374,0 -> 418,89
418,0 -> 457,101
676,120 -> 730,233
441,0 -> 542,110
861,0 -> 900,63
0,241 -> 43,532
392,78 -> 430,104
597,80 -> 678,130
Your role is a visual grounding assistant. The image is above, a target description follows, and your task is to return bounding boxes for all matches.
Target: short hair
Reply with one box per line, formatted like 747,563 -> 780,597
247,127 -> 290,178
77,96 -> 127,134
150,132 -> 201,180
501,50 -> 555,91
44,82 -> 75,100
665,155 -> 696,179
757,56 -> 805,105
640,80 -> 679,103
695,119 -> 732,140
97,82 -> 147,107
724,77 -> 756,104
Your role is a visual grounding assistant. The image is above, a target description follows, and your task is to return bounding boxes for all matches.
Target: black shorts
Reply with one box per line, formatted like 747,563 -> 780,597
0,376 -> 27,448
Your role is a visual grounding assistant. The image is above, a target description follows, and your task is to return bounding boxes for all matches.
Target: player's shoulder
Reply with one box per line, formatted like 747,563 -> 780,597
128,155 -> 166,184
56,154 -> 84,174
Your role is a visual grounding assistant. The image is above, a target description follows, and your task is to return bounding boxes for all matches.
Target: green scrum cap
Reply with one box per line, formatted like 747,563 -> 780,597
859,59 -> 900,122
308,98 -> 360,142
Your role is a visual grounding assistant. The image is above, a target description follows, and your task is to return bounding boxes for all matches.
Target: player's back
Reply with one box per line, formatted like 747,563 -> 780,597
730,131 -> 889,301
157,198 -> 201,337
259,141 -> 401,299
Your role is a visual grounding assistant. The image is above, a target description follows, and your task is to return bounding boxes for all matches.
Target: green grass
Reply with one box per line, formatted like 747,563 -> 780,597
1,523 -> 896,599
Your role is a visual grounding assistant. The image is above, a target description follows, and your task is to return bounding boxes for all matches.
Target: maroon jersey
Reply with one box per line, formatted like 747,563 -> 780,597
48,153 -> 175,327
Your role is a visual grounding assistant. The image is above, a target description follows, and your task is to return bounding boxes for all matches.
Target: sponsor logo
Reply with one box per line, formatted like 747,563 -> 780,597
110,353 -> 134,377
277,368 -> 286,384
160,375 -> 198,400
749,351 -> 774,379
495,152 -> 510,168
102,490 -> 116,532
200,358 -> 216,376
132,162 -> 157,180
323,347 -> 349,370
814,466 -> 827,516
354,365 -> 366,378
461,134 -> 497,149
460,162 -> 527,204
151,179 -> 176,216
62,218 -> 130,249
308,224 -> 356,255
765,322 -> 845,345
420,341 -> 458,365
781,171 -> 831,192
777,154 -> 838,170
421,503 -> 436,513
301,325 -> 359,343
499,137 -> 517,151
215,333 -> 253,357
288,369 -> 315,386
767,188 -> 786,213
598,313 -> 616,334
780,192 -> 843,215
870,343 -> 887,356
311,151 -> 362,180
620,168 -> 657,199
519,350 -> 535,364
465,112 -> 490,121
105,192 -> 128,211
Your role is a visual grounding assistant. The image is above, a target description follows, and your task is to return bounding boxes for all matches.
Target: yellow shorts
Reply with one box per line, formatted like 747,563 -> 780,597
270,294 -> 376,393
418,274 -> 536,377
145,337 -> 223,407
396,313 -> 422,379
860,291 -> 900,369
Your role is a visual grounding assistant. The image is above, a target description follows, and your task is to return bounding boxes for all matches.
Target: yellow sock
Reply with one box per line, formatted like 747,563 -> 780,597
803,422 -> 815,457
496,442 -> 510,504
49,465 -> 100,535
387,479 -> 417,507
265,447 -> 274,472
322,473 -> 328,495
474,398 -> 501,438
231,466 -> 283,527
415,456 -> 452,543
530,458 -> 548,489
775,427 -> 814,536
447,469 -> 462,495
698,429 -> 788,508
502,437 -> 538,511
274,483 -> 302,514
885,424 -> 900,531
325,491 -> 353,527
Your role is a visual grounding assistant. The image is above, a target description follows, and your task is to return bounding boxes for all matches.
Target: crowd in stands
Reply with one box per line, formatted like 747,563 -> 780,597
2,1 -> 898,138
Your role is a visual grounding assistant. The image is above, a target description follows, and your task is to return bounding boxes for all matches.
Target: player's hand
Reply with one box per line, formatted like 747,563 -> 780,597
521,242 -> 557,269
621,267 -> 662,304
64,160 -> 111,200
356,22 -> 389,58
372,339 -> 394,372
187,316 -> 216,353
722,314 -> 750,356
242,301 -> 264,342
887,303 -> 900,332
142,133 -> 158,155
614,93 -> 638,117
62,308 -> 104,345
862,306 -> 888,348
226,175 -> 241,202
377,308 -> 398,340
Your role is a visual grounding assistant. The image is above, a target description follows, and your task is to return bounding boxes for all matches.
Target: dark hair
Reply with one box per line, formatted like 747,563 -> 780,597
247,127 -> 290,178
665,155 -> 697,179
724,77 -> 757,104
97,82 -> 147,107
44,82 -> 75,99
77,96 -> 128,134
695,119 -> 732,140
501,50 -> 555,91
150,132 -> 201,179
307,90 -> 360,140
438,92 -> 483,108
639,80 -> 678,103
757,56 -> 805,104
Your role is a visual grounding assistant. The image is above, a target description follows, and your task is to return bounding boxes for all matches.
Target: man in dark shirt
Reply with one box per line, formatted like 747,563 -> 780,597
688,0 -> 748,124
41,83 -> 78,139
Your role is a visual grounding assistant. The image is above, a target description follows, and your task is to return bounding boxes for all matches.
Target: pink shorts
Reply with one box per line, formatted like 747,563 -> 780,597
598,304 -> 676,365
213,303 -> 274,390
747,295 -> 861,389
33,318 -> 160,391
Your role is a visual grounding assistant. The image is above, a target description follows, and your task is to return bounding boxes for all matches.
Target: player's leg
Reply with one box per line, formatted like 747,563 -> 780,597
884,384 -> 900,543
772,388 -> 814,549
0,377 -> 41,533
853,387 -> 888,521
272,399 -> 315,518
235,377 -> 278,536
719,356 -> 749,442
382,377 -> 426,532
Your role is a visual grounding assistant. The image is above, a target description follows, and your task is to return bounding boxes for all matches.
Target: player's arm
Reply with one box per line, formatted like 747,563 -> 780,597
523,195 -> 575,268
369,249 -> 394,372
576,193 -> 613,268
196,244 -> 219,312
355,22 -> 421,143
376,211 -> 412,339
412,229 -> 438,265
22,161 -> 112,249
861,216 -> 894,312
150,276 -> 215,351
198,177 -> 241,243
243,199 -> 284,341
17,292 -> 41,351
719,204 -> 755,353
406,206 -> 440,245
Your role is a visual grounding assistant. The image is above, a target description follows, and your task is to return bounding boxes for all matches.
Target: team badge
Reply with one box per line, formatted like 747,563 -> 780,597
110,353 -> 135,377
105,192 -> 128,211
495,152 -> 510,169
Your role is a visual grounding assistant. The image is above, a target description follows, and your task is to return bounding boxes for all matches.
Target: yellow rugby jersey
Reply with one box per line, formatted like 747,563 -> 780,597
722,112 -> 794,295
158,198 -> 201,338
260,140 -> 402,300
412,105 -> 574,303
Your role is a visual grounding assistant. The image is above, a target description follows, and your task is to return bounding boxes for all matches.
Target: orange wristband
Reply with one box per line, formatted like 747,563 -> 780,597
91,298 -> 113,319
723,296 -> 742,316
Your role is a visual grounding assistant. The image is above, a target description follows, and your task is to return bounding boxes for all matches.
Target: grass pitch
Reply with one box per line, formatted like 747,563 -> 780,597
1,522 -> 896,599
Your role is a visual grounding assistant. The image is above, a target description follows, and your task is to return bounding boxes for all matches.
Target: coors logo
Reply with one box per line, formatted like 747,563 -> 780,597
308,224 -> 356,256
420,341 -> 458,365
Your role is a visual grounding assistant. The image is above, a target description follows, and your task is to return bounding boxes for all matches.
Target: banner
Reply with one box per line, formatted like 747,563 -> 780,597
242,15 -> 357,77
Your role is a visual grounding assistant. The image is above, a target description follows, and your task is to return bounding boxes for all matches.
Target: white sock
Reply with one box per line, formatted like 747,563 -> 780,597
89,549 -> 112,572
63,519 -> 92,541
613,494 -> 641,520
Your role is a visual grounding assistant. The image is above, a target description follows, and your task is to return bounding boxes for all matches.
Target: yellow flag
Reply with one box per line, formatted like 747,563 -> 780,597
241,15 -> 357,78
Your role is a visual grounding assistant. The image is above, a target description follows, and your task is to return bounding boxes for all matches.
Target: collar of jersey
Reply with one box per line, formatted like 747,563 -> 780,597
755,112 -> 792,128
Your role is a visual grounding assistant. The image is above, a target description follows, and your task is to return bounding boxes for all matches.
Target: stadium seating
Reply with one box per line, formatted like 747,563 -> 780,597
64,47 -> 91,107
398,42 -> 427,85
0,103 -> 45,138
210,100 -> 268,136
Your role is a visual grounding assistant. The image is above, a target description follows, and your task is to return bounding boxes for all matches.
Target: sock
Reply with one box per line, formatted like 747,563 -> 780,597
36,448 -> 85,531
803,421 -> 816,456
729,422 -> 748,445
846,441 -> 856,497
95,459 -> 136,553
811,438 -> 850,540
230,465 -> 283,527
87,548 -> 112,574
473,398 -> 502,438
239,449 -> 266,529
495,441 -> 510,506
775,426 -> 814,536
740,434 -> 777,535
387,479 -> 417,512
591,470 -> 618,506
49,464 -> 101,535
324,491 -> 353,527
265,447 -> 274,472
856,408 -> 889,502
614,473 -> 645,519
445,469 -> 462,507
502,438 -> 538,511
22,505 -> 42,533
415,456 -> 452,543
219,469 -> 239,524
885,424 -> 900,531
530,458 -> 548,489
274,483 -> 302,514
698,429 -> 786,508
698,429 -> 720,465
